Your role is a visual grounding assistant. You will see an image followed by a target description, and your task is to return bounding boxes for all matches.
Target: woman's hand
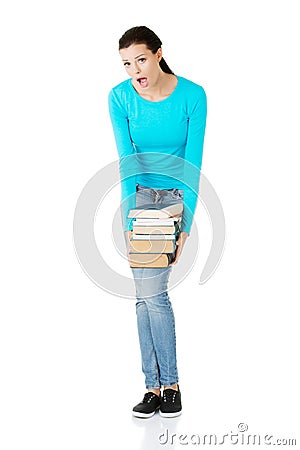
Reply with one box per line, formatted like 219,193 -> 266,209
125,230 -> 133,260
169,231 -> 189,266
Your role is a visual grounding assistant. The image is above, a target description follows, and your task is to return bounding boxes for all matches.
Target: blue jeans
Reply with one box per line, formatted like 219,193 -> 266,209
131,183 -> 184,389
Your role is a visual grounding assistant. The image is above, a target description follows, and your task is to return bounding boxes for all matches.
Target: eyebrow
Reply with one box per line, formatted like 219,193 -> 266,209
122,53 -> 146,62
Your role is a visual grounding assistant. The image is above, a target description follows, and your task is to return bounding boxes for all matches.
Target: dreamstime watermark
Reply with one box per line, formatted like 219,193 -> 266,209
73,153 -> 226,298
158,423 -> 297,446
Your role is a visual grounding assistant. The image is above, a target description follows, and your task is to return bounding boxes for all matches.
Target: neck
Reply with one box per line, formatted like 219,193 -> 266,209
136,72 -> 177,102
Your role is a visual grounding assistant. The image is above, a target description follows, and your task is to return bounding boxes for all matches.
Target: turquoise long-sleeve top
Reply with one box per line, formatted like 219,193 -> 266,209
108,75 -> 207,234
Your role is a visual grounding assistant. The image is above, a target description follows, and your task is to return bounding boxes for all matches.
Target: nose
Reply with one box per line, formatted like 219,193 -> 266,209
132,61 -> 140,74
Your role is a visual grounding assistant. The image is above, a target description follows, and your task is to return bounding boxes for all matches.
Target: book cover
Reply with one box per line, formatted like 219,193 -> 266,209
132,221 -> 181,235
128,202 -> 183,219
129,239 -> 176,254
129,252 -> 175,268
130,234 -> 177,240
134,217 -> 181,226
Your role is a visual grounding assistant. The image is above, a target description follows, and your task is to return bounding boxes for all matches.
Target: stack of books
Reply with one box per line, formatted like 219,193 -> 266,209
127,203 -> 183,268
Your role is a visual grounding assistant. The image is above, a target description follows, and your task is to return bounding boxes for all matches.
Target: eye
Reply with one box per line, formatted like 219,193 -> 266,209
138,58 -> 146,63
123,62 -> 130,67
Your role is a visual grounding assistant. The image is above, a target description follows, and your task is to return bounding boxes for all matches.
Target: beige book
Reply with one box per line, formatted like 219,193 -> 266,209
129,252 -> 175,268
129,239 -> 176,254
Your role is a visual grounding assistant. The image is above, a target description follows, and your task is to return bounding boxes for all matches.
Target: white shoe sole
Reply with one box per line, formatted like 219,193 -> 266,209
159,410 -> 182,418
132,410 -> 157,418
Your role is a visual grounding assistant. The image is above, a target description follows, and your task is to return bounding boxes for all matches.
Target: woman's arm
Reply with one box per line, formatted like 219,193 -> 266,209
108,88 -> 137,232
181,86 -> 207,235
171,88 -> 206,265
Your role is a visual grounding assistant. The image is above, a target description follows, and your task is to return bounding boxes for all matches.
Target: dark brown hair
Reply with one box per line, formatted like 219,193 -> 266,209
119,26 -> 174,75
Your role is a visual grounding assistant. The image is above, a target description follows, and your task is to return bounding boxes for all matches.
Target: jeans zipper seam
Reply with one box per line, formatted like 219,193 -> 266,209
152,189 -> 159,202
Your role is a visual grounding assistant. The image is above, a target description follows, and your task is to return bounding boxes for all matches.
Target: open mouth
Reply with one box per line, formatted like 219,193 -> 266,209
137,77 -> 148,88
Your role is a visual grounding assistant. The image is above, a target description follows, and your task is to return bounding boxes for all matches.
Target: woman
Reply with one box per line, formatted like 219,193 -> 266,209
108,26 -> 207,418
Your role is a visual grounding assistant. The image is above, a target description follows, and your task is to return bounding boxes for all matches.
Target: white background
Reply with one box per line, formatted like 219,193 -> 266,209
1,0 -> 299,449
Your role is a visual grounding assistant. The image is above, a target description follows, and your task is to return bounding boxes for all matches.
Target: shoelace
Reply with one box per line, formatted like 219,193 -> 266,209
163,390 -> 177,403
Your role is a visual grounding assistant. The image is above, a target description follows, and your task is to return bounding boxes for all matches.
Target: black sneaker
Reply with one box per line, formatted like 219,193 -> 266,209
159,386 -> 182,417
132,392 -> 161,418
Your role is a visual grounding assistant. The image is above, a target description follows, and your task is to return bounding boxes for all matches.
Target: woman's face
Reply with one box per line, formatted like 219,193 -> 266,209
119,43 -> 162,90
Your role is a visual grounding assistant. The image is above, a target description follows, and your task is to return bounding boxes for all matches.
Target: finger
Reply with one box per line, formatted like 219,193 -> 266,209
170,257 -> 178,266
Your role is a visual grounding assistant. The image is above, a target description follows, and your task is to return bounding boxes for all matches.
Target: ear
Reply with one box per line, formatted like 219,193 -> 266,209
156,48 -> 163,62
